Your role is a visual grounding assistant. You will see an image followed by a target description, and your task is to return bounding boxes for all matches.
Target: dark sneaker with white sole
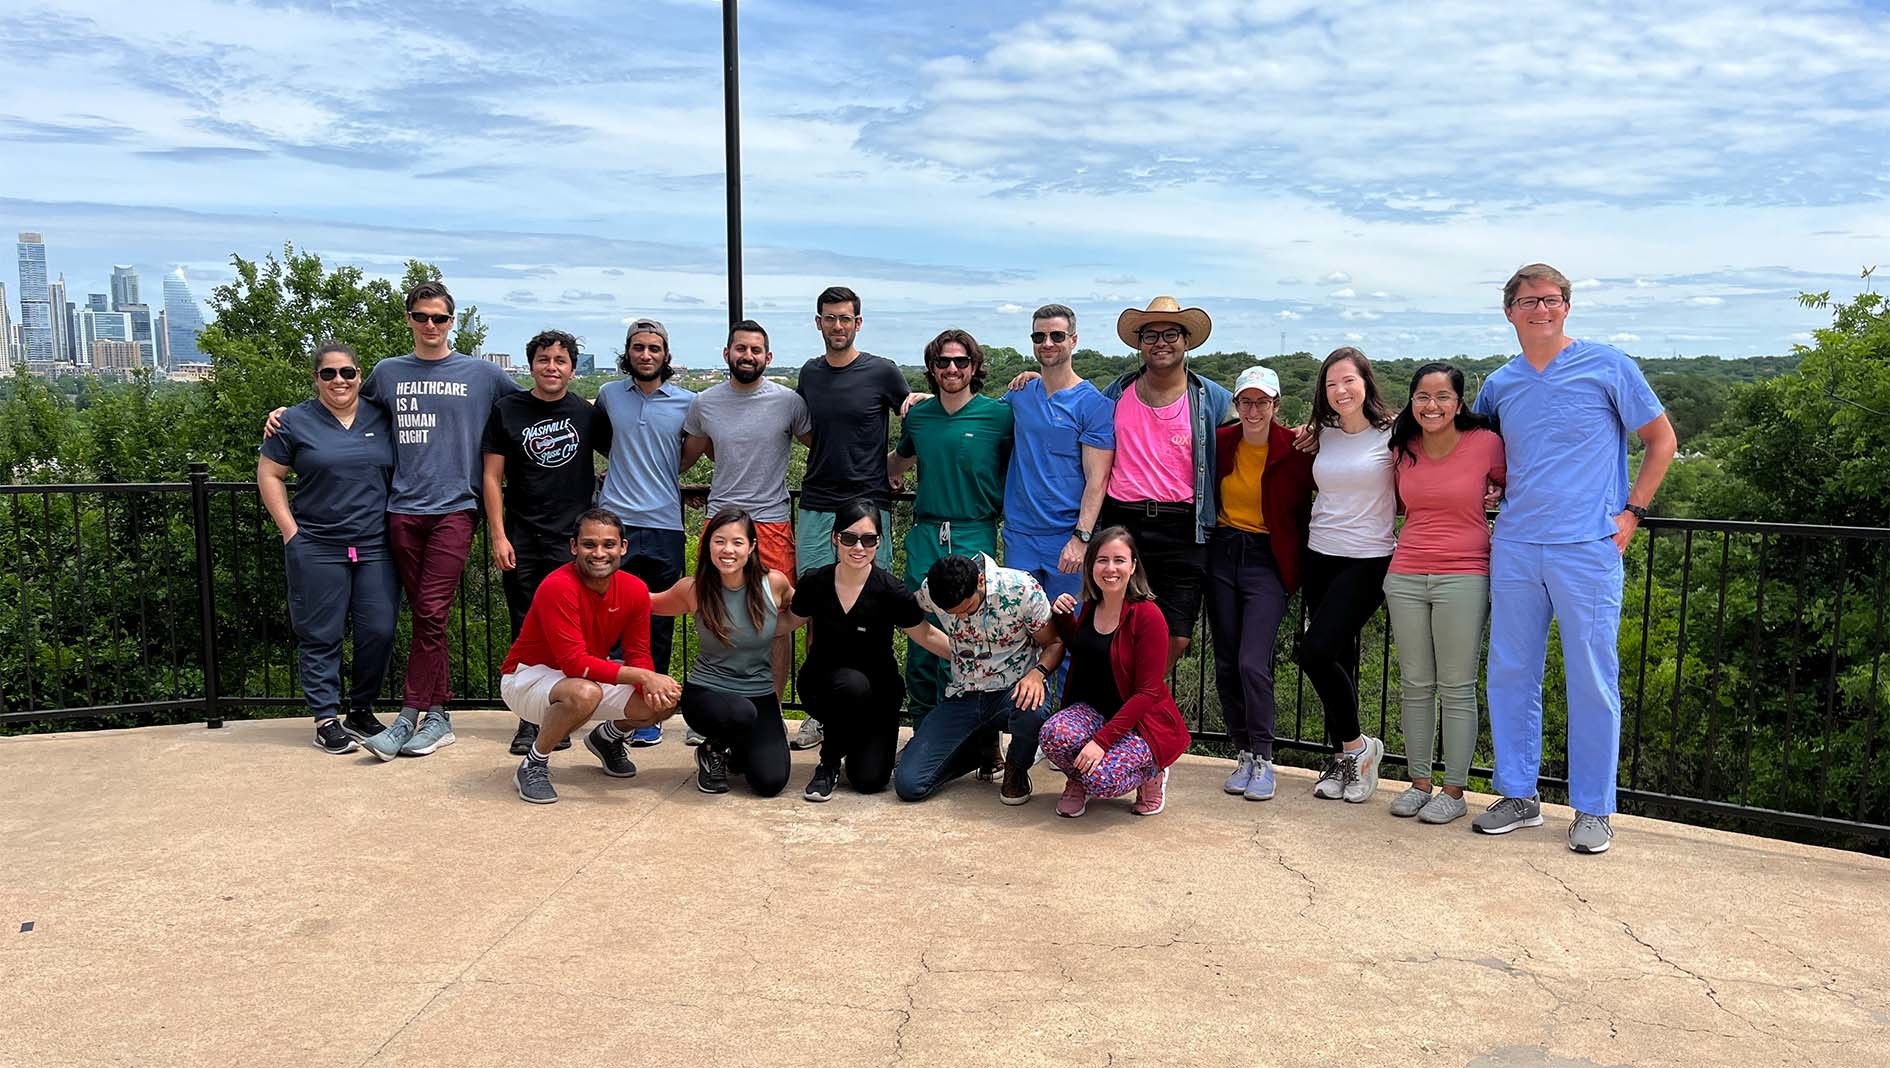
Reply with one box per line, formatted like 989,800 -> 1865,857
696,743 -> 731,794
341,710 -> 386,741
584,724 -> 638,778
516,761 -> 557,804
313,719 -> 358,754
804,762 -> 838,802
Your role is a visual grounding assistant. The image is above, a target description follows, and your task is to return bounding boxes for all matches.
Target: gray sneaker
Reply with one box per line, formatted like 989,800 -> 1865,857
363,717 -> 416,762
515,761 -> 557,804
1223,751 -> 1256,795
1418,791 -> 1468,825
1340,736 -> 1383,803
400,713 -> 456,757
1472,795 -> 1544,835
1389,785 -> 1433,817
1568,812 -> 1614,854
790,716 -> 824,751
1312,756 -> 1345,800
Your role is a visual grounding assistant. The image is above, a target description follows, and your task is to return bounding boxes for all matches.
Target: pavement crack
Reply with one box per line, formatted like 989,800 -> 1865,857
889,947 -> 932,1067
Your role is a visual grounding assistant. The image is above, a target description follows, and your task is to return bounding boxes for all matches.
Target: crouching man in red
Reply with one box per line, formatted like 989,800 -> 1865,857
501,507 -> 684,803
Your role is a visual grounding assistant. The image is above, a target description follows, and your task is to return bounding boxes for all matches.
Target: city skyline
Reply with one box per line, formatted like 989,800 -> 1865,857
5,230 -> 204,371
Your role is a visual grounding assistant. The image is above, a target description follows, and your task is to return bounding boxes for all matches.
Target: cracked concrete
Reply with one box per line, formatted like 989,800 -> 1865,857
2,712 -> 1885,1068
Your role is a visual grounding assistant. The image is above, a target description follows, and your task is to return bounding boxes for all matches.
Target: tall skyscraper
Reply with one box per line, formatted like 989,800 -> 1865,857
47,275 -> 72,365
16,233 -> 53,364
162,267 -> 206,367
78,292 -> 132,365
156,308 -> 171,368
110,265 -> 140,311
0,280 -> 13,373
121,303 -> 154,366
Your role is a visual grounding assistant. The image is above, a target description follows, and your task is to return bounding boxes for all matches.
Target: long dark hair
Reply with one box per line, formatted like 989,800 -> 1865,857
1390,362 -> 1493,466
694,508 -> 770,646
1078,526 -> 1156,606
1308,346 -> 1395,446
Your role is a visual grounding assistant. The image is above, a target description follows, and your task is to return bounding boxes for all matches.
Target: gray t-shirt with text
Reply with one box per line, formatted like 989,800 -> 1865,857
361,352 -> 524,514
682,379 -> 812,524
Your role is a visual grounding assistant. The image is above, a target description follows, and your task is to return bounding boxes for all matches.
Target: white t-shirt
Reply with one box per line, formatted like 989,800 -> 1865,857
1308,424 -> 1397,557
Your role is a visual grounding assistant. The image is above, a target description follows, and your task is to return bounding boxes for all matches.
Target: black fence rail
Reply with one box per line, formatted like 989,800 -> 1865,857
3,464 -> 1887,851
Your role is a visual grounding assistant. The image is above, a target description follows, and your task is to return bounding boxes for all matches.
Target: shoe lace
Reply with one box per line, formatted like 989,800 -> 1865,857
1315,756 -> 1342,783
520,761 -> 551,788
1572,812 -> 1610,835
1338,752 -> 1361,789
704,745 -> 728,776
1488,796 -> 1529,817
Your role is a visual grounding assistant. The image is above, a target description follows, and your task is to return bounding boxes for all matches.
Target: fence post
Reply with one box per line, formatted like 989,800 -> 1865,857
190,462 -> 223,729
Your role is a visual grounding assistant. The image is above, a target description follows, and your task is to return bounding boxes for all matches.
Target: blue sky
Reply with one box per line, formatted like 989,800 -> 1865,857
3,0 -> 1887,367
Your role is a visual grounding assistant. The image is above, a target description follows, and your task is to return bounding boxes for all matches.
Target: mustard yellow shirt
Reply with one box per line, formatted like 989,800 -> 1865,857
1216,439 -> 1268,533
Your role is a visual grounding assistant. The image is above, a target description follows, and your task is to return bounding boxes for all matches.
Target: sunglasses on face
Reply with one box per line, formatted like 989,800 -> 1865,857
1029,330 -> 1070,345
835,531 -> 882,548
408,311 -> 453,326
931,356 -> 974,369
317,366 -> 360,380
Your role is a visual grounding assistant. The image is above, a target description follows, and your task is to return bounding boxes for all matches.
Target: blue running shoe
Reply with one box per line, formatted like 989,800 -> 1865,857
400,714 -> 456,757
363,718 -> 416,762
629,725 -> 664,748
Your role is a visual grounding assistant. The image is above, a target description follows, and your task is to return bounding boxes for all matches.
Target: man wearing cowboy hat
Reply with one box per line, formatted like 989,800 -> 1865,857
1099,296 -> 1234,666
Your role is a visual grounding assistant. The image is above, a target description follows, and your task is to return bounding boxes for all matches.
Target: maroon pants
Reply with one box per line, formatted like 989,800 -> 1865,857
388,511 -> 476,709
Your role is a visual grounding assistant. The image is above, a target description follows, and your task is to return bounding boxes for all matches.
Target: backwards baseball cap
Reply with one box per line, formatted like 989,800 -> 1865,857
626,317 -> 668,342
1234,365 -> 1281,398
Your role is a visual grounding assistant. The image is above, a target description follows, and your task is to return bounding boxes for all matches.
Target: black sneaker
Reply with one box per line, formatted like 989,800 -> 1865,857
313,719 -> 359,754
584,724 -> 638,778
695,743 -> 730,794
516,760 -> 557,804
804,762 -> 837,803
509,720 -> 538,756
341,709 -> 386,741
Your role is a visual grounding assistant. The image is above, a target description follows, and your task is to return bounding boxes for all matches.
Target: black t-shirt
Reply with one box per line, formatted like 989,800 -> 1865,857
1062,612 -> 1122,716
791,563 -> 924,680
795,352 -> 911,510
480,391 -> 597,544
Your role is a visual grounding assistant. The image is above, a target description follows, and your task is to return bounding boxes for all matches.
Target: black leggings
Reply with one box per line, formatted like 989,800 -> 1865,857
680,683 -> 790,797
1296,549 -> 1392,749
797,662 -> 902,793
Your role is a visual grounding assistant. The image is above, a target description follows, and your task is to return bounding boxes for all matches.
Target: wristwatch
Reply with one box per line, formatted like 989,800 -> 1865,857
1032,663 -> 1054,679
1624,504 -> 1649,520
1074,528 -> 1093,543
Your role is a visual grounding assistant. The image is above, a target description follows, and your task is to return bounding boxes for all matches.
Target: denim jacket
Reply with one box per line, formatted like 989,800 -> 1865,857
1102,367 -> 1234,544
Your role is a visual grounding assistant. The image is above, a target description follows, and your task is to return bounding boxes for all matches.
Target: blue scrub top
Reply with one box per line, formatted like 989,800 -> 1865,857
261,398 -> 396,553
1002,378 -> 1117,537
1472,339 -> 1664,545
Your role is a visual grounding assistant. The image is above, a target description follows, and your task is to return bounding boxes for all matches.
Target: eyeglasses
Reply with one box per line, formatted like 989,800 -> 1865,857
1029,330 -> 1070,345
1234,396 -> 1274,411
1139,328 -> 1184,345
1509,296 -> 1567,311
818,314 -> 858,327
1412,392 -> 1458,406
931,355 -> 974,369
835,531 -> 881,548
317,366 -> 360,380
408,311 -> 453,326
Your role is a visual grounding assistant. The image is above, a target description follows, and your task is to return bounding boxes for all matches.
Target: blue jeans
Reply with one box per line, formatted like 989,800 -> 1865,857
893,687 -> 1048,802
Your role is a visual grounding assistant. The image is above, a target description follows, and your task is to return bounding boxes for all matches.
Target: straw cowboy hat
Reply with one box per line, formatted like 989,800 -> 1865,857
1117,296 -> 1212,350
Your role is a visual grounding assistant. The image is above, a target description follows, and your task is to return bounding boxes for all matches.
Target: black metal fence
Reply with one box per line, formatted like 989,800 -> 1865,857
4,464 -> 1887,850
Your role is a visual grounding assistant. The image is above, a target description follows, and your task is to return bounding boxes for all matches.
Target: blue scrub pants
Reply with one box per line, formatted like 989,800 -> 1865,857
1487,537 -> 1624,817
285,538 -> 402,721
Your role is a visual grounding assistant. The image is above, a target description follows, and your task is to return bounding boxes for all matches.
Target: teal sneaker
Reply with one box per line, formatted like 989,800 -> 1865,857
400,714 -> 456,757
362,717 -> 415,762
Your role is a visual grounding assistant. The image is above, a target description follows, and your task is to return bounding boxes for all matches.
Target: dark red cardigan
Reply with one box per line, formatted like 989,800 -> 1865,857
1054,599 -> 1191,768
1214,422 -> 1316,594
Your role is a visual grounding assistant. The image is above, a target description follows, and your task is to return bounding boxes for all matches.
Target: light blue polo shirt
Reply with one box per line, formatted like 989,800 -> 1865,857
594,379 -> 694,531
1472,339 -> 1664,545
1002,378 -> 1117,537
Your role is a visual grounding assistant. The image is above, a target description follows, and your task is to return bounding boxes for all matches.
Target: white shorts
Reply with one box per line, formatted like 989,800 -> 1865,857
500,664 -> 639,725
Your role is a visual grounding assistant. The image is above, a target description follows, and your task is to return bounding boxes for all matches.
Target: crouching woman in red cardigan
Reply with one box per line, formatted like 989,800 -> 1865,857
1039,527 -> 1192,818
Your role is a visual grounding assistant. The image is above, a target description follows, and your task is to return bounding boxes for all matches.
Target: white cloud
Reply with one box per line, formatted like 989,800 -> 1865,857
1790,331 -> 1814,341
1689,295 -> 1726,305
1344,332 -> 1365,342
663,291 -> 704,305
1369,290 -> 1395,300
1341,308 -> 1381,320
996,302 -> 1026,313
1275,309 -> 1302,320
1634,278 -> 1660,287
1329,287 -> 1357,299
1320,271 -> 1352,285
1574,278 -> 1603,289
1609,331 -> 1642,343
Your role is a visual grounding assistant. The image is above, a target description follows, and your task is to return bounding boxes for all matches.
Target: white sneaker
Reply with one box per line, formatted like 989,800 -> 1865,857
1312,756 -> 1345,800
1340,736 -> 1383,804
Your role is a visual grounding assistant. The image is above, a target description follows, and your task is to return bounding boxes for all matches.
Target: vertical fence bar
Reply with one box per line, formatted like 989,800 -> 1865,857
1739,533 -> 1767,809
12,495 -> 38,714
1863,544 -> 1887,824
1816,540 -> 1848,817
1699,533 -> 1732,798
1629,527 -> 1657,790
1782,547 -> 1808,800
72,493 -> 98,709
190,464 -> 223,728
42,492 -> 69,711
1662,529 -> 1695,792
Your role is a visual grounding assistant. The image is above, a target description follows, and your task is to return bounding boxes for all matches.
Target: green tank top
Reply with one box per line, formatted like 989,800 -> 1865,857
691,580 -> 778,696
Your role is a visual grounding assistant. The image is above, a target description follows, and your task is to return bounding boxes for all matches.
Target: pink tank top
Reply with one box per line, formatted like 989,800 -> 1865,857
1106,386 -> 1194,503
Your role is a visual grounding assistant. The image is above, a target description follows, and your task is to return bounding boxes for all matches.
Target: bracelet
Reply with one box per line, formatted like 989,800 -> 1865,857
1032,662 -> 1053,679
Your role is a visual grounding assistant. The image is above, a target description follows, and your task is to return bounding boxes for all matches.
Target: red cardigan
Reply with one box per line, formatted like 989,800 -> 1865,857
1215,422 -> 1316,594
1054,599 -> 1191,768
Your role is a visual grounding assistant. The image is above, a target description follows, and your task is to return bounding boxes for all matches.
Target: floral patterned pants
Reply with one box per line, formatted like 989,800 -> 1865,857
1040,704 -> 1158,798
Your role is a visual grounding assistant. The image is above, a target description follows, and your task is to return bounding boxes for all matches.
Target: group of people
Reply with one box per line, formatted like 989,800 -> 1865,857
260,264 -> 1676,854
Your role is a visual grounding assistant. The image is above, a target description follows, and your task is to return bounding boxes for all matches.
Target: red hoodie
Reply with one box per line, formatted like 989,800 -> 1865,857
1054,599 -> 1191,768
501,564 -> 653,682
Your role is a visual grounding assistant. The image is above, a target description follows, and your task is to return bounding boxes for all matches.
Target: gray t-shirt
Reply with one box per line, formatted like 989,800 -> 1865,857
682,379 -> 812,523
362,352 -> 524,514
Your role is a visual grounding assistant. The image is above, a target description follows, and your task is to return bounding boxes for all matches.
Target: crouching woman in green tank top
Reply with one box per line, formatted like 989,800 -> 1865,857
652,508 -> 803,797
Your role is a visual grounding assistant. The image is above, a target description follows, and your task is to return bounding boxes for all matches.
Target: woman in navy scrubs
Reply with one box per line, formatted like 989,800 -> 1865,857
258,342 -> 401,754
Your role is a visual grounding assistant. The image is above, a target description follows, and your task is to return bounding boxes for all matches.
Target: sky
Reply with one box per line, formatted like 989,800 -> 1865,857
3,0 -> 1888,368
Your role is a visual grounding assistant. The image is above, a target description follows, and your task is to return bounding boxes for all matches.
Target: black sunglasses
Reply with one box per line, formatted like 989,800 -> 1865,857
835,531 -> 882,548
1029,330 -> 1070,344
930,355 -> 974,369
317,366 -> 360,380
408,311 -> 453,326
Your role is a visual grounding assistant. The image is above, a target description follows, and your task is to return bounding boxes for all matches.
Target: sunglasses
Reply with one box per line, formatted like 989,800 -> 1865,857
408,311 -> 453,326
930,355 -> 974,369
1029,330 -> 1070,345
835,531 -> 882,548
317,366 -> 360,380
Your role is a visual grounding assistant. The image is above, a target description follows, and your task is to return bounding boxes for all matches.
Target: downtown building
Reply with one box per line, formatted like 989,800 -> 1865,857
16,232 -> 54,366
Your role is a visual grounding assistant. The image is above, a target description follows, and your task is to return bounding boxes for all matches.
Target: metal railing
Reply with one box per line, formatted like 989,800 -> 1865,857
3,465 -> 1886,850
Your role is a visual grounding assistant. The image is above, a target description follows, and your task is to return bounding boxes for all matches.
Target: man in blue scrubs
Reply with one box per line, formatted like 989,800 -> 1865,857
1470,263 -> 1677,854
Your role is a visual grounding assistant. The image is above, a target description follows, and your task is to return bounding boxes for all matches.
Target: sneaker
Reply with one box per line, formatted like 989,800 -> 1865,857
1568,812 -> 1614,854
685,728 -> 706,747
1472,795 -> 1544,835
584,724 -> 637,778
1055,776 -> 1089,818
695,743 -> 730,794
509,719 -> 538,757
1418,791 -> 1468,825
804,762 -> 838,803
515,761 -> 557,804
629,725 -> 664,748
1390,785 -> 1433,818
1312,755 -> 1345,799
976,734 -> 1005,782
1341,736 -> 1383,804
999,764 -> 1032,806
313,719 -> 358,754
341,709 -> 386,741
790,717 -> 824,751
400,713 -> 456,757
1244,758 -> 1276,801
1131,767 -> 1170,817
362,718 -> 416,762
1223,751 -> 1256,794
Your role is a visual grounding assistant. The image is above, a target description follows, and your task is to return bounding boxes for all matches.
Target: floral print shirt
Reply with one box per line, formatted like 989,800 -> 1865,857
917,553 -> 1051,696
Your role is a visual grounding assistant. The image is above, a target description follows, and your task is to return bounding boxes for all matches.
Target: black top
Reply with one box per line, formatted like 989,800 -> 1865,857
260,399 -> 395,551
795,352 -> 911,509
480,391 -> 598,544
790,563 -> 924,680
1062,612 -> 1122,716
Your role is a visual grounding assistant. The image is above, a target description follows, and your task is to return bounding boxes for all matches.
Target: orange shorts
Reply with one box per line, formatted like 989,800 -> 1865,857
700,517 -> 796,576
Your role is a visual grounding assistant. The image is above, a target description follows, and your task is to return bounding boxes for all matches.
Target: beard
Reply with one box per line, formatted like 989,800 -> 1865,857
729,362 -> 764,384
630,360 -> 667,382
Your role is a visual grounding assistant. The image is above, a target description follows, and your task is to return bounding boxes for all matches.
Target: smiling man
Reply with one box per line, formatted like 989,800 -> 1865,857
1470,263 -> 1677,854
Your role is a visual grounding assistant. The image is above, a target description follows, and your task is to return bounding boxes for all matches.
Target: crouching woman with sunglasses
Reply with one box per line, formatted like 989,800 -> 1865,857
790,499 -> 952,801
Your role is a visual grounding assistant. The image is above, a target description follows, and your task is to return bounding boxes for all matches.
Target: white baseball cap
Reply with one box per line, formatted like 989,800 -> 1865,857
1234,365 -> 1281,398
